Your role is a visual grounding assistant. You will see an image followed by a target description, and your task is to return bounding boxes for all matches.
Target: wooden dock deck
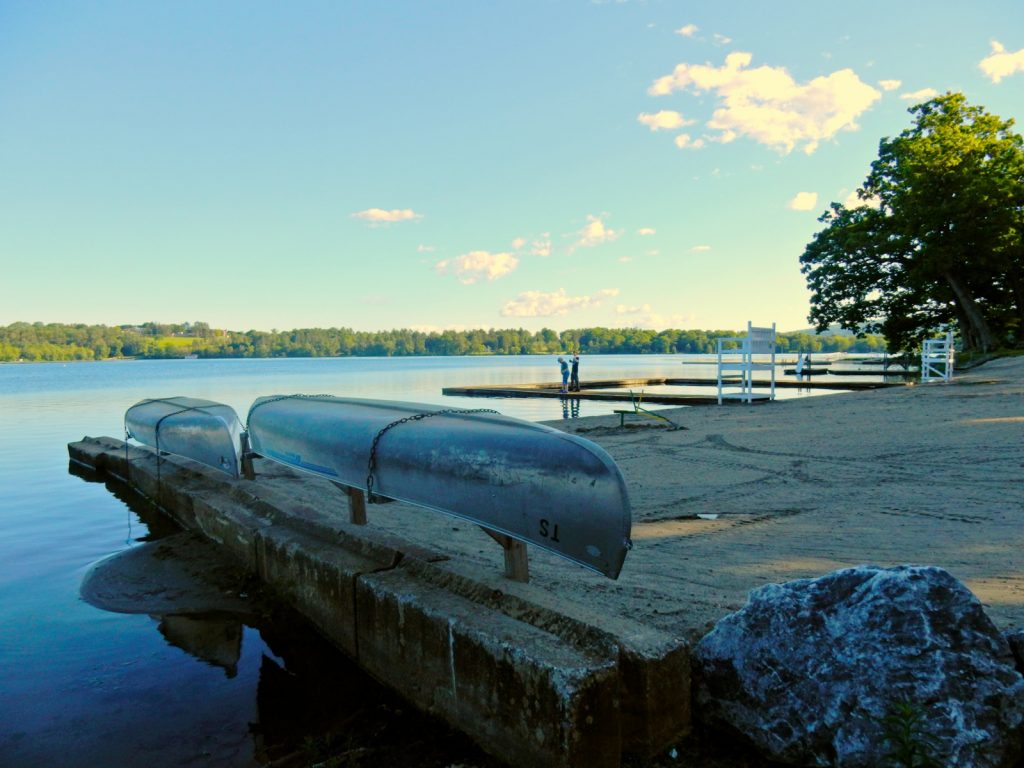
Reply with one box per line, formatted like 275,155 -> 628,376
442,376 -> 906,406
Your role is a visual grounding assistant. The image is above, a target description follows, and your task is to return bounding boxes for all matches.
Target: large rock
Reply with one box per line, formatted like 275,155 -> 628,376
693,565 -> 1024,767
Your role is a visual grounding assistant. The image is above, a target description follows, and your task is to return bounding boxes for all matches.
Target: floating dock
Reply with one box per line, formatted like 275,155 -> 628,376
442,376 -> 906,405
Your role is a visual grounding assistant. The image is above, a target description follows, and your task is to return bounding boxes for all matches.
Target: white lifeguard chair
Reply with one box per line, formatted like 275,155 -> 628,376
716,322 -> 777,404
921,331 -> 955,383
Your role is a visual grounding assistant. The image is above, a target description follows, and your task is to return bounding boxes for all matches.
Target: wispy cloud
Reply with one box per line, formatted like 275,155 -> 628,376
787,191 -> 819,211
637,227 -> 656,236
531,237 -> 552,257
878,79 -> 902,91
574,215 -> 621,249
843,190 -> 881,210
648,51 -> 881,154
674,133 -> 706,149
979,41 -> 1024,83
615,303 -> 695,329
713,33 -> 732,45
416,244 -> 435,253
435,251 -> 519,284
501,288 -> 619,317
690,244 -> 712,252
352,208 -> 422,223
674,24 -> 698,37
510,234 -> 551,257
637,110 -> 695,131
900,87 -> 939,101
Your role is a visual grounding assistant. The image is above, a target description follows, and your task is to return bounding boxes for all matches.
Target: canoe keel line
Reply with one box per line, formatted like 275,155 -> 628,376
124,394 -> 633,580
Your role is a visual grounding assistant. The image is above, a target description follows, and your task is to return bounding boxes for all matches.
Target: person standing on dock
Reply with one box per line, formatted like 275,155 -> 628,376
558,357 -> 570,393
569,352 -> 580,392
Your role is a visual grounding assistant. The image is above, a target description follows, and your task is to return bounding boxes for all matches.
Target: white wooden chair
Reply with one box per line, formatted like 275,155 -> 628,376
716,322 -> 777,404
921,331 -> 955,383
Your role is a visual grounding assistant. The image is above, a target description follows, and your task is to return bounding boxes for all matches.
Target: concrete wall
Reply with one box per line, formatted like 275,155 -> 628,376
69,436 -> 690,767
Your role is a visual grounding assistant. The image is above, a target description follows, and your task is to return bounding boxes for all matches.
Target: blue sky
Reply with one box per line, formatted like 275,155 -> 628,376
2,1 -> 1022,333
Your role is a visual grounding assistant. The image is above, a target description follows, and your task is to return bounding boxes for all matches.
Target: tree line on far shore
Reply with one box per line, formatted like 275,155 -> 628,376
0,321 -> 887,363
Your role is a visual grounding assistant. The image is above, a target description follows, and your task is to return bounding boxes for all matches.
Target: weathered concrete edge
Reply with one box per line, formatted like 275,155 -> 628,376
68,436 -> 691,764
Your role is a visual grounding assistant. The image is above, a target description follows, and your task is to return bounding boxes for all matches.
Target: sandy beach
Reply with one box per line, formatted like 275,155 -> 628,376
355,355 -> 1024,642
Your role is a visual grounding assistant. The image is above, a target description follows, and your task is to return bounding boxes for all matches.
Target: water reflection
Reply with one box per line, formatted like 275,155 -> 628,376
68,464 -> 500,767
560,395 -> 580,420
156,615 -> 242,678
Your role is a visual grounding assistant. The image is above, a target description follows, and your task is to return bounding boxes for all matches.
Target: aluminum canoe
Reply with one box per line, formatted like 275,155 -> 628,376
246,395 -> 632,579
124,396 -> 244,478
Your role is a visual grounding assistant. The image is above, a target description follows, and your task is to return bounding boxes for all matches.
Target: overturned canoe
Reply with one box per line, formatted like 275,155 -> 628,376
246,395 -> 632,579
125,396 -> 244,478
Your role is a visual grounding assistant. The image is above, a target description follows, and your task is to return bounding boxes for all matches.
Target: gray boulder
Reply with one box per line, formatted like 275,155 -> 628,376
693,565 -> 1024,767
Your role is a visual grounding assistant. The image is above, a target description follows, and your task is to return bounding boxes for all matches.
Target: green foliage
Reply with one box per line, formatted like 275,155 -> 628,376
0,321 -> 887,362
801,92 -> 1024,353
879,700 -> 944,768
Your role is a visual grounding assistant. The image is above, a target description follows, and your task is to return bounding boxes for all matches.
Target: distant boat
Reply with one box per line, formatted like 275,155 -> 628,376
246,395 -> 633,579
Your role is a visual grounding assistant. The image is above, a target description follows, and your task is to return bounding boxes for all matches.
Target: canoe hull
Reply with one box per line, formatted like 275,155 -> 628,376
247,395 -> 632,579
125,397 -> 243,478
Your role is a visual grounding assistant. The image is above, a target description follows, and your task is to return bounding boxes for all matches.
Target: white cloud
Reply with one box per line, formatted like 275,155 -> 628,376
713,33 -> 732,45
531,237 -> 552,257
843,190 -> 881,209
979,41 -> 1024,83
416,244 -> 435,253
674,133 -> 706,149
501,288 -> 619,318
616,303 -> 653,314
788,191 -> 819,211
574,215 -> 621,249
648,51 -> 881,154
900,87 -> 939,101
637,110 -> 695,131
352,208 -> 422,223
435,251 -> 519,284
511,237 -> 527,250
618,256 -> 634,263
637,227 -> 656,236
690,244 -> 712,252
615,303 -> 695,329
675,24 -> 698,37
878,79 -> 902,91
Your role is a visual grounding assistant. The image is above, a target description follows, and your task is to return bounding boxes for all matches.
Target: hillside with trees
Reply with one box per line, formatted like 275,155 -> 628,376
0,322 -> 886,363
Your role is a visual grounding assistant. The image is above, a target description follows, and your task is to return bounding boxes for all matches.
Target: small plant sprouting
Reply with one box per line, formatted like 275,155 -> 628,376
879,699 -> 945,768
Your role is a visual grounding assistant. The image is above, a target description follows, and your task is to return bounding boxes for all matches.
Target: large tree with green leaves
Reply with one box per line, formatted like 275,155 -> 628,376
801,92 -> 1024,353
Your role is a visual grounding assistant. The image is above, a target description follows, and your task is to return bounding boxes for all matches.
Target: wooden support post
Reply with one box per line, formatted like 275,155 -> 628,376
481,527 -> 529,583
331,482 -> 367,525
349,487 -> 367,525
240,433 -> 256,480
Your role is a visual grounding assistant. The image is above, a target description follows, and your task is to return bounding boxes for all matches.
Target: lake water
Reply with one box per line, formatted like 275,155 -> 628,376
0,355 -> 845,766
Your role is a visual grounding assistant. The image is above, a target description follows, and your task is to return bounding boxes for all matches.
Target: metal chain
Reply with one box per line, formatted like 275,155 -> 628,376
244,394 -> 337,430
365,408 -> 498,502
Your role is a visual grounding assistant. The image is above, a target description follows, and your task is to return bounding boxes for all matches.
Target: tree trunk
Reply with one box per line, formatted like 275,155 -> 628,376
942,270 -> 996,352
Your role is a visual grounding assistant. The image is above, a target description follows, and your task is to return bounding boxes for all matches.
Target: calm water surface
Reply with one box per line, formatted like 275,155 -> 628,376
0,355 -> 833,766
